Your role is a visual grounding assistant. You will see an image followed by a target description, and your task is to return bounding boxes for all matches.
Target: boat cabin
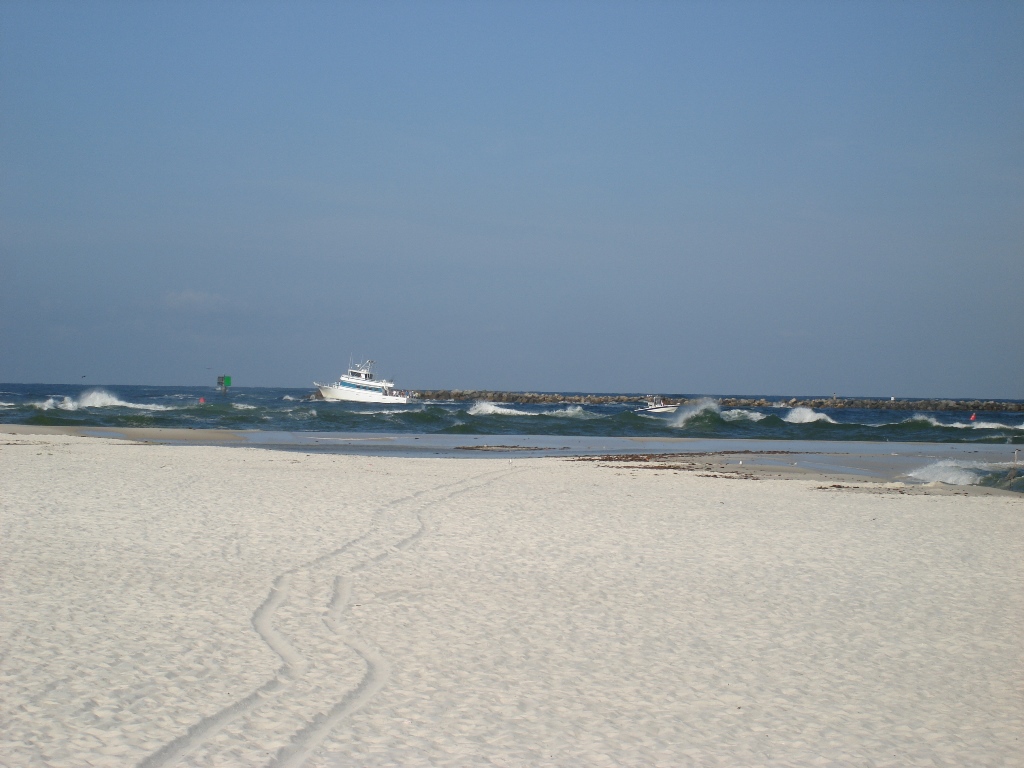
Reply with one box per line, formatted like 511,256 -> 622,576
345,360 -> 377,381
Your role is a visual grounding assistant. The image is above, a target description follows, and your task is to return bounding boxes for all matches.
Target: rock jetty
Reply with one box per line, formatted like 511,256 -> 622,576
417,391 -> 641,405
415,390 -> 1022,412
714,396 -> 1022,413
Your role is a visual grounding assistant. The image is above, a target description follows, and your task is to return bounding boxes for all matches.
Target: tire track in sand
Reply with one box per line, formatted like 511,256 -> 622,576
269,471 -> 507,768
136,497 -> 409,767
138,575 -> 307,768
138,466 -> 511,768
267,575 -> 391,768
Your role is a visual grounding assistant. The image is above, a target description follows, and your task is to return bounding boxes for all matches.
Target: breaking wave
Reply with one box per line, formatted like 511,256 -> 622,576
354,406 -> 427,415
468,402 -> 535,416
908,460 -> 982,485
32,389 -> 173,411
908,460 -> 993,485
545,405 -> 602,419
467,402 -> 603,419
722,409 -> 766,422
905,414 -> 1023,431
783,407 -> 836,424
231,403 -> 257,410
670,398 -> 720,427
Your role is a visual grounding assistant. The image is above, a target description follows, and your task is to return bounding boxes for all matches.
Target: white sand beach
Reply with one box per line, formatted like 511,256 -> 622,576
1,431 -> 1021,767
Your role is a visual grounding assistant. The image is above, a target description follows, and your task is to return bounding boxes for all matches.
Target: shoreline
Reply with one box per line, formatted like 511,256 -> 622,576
3,424 -> 1020,494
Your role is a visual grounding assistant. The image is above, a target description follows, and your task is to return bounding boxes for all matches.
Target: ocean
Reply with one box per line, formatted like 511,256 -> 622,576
3,383 -> 1022,492
3,383 -> 1021,443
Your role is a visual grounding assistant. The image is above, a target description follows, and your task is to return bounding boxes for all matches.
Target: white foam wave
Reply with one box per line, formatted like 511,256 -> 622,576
468,402 -> 535,417
783,407 -> 836,424
355,406 -> 426,415
971,421 -> 1023,430
907,459 -> 999,486
721,409 -> 766,422
0,401 -> 15,408
31,389 -> 172,411
545,405 -> 601,419
32,397 -> 67,411
670,398 -> 720,427
231,403 -> 257,410
906,415 -> 944,428
906,414 -> 1023,431
282,395 -> 299,401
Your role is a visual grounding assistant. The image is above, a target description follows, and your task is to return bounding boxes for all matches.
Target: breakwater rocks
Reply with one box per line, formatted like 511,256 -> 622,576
417,391 -> 1022,413
716,397 -> 1022,413
418,391 -> 642,405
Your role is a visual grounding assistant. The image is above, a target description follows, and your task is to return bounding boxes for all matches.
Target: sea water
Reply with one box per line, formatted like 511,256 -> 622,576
3,384 -> 1021,491
3,384 -> 1021,444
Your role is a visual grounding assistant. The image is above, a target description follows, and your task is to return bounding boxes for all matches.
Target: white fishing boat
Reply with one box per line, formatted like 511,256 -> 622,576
314,360 -> 412,404
634,396 -> 678,414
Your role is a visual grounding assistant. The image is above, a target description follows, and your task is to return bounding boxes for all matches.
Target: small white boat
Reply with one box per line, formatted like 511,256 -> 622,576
634,396 -> 678,414
314,360 -> 412,404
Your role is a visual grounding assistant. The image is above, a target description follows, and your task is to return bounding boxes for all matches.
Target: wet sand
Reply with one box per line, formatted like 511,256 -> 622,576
1,424 -> 1017,486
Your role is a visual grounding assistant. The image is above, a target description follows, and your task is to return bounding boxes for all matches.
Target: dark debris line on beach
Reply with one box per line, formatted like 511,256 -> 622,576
417,391 -> 1022,412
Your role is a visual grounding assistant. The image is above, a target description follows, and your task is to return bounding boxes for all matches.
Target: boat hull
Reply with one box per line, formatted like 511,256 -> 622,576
635,405 -> 679,414
316,385 -> 411,404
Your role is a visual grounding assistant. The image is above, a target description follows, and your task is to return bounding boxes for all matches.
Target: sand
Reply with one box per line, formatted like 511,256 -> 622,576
1,432 -> 1021,767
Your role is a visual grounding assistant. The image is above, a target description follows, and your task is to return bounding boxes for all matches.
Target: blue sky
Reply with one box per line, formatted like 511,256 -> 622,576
2,1 -> 1022,397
